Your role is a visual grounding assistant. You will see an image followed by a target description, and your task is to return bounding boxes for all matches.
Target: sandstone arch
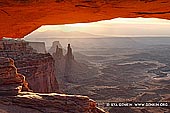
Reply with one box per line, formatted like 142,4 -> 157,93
0,0 -> 170,38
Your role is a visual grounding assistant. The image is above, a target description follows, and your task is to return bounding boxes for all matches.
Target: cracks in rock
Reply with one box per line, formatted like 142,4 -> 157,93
140,0 -> 157,3
75,4 -> 98,8
6,97 -> 46,113
75,0 -> 99,8
55,0 -> 64,3
0,9 -> 10,16
133,11 -> 170,15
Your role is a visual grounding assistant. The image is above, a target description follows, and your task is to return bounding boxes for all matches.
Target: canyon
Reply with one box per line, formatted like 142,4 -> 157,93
1,0 -> 170,113
0,57 -> 106,113
0,38 -> 108,112
40,37 -> 170,113
0,37 -> 170,113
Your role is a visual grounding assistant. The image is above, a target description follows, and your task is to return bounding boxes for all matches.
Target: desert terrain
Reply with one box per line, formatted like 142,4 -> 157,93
25,36 -> 170,113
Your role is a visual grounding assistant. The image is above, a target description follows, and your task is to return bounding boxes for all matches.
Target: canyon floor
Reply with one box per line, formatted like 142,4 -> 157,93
25,37 -> 170,113
74,47 -> 170,113
42,37 -> 170,113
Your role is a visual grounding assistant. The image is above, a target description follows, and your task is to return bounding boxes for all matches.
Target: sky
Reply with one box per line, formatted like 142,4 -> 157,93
29,18 -> 170,37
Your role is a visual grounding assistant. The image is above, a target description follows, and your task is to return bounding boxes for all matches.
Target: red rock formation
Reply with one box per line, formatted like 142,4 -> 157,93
0,57 -> 31,96
16,53 -> 59,93
0,39 -> 59,93
0,57 -> 106,113
0,0 -> 170,38
0,92 -> 106,113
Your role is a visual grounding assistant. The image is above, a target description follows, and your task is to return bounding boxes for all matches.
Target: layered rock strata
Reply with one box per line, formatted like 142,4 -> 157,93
0,57 -> 31,96
0,39 -> 59,92
0,57 -> 106,113
0,92 -> 106,113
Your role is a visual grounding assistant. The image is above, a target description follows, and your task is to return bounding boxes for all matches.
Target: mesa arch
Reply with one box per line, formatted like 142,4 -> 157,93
0,0 -> 170,38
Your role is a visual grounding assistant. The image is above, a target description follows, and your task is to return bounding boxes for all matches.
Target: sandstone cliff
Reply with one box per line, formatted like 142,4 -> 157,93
0,57 -> 31,96
0,57 -> 106,113
0,39 -> 59,93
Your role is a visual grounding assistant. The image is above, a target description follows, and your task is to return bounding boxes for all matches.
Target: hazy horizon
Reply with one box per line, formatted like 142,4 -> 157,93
25,18 -> 170,38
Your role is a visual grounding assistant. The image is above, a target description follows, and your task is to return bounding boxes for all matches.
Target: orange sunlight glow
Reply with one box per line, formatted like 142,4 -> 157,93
27,18 -> 170,37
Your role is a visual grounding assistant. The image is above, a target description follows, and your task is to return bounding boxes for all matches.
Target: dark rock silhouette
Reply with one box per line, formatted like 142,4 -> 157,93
65,44 -> 74,75
66,44 -> 74,60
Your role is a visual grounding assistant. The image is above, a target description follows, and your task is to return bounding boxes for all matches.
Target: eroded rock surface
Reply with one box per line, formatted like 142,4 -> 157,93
0,57 -> 106,113
0,39 -> 59,93
0,0 -> 170,38
0,92 -> 106,113
0,57 -> 30,96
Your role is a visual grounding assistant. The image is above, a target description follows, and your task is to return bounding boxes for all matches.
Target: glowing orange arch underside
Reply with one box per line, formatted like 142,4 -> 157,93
0,0 -> 170,38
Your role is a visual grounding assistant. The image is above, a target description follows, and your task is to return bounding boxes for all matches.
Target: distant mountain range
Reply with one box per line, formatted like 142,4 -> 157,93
26,30 -> 104,39
26,30 -> 170,39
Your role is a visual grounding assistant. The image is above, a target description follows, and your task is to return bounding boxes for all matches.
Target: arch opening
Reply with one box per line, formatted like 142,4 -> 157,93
24,17 -> 170,113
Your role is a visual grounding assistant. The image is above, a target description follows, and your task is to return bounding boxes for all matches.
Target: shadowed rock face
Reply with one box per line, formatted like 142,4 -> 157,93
0,57 -> 107,113
0,0 -> 170,38
65,44 -> 74,74
0,57 -> 30,96
0,39 -> 59,93
52,44 -> 75,80
52,43 -> 97,92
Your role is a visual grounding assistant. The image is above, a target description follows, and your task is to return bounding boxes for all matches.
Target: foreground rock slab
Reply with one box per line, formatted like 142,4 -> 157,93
0,92 -> 106,113
0,54 -> 106,113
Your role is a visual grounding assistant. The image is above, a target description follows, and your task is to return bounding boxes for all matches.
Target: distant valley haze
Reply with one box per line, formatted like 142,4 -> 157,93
24,17 -> 170,50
